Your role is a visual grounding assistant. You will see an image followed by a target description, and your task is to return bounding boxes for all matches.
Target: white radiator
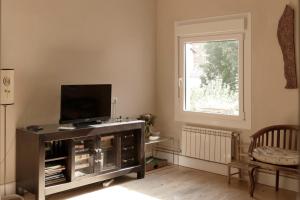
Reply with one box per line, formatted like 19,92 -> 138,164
181,126 -> 237,164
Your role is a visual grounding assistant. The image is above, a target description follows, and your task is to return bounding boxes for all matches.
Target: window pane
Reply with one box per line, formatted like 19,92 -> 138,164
184,40 -> 239,116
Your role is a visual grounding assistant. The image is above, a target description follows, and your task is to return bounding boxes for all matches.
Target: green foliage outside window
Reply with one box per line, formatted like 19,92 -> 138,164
187,40 -> 239,115
199,40 -> 238,94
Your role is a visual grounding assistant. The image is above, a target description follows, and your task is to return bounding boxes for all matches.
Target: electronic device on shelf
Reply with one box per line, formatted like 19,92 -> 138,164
59,84 -> 112,127
26,125 -> 43,132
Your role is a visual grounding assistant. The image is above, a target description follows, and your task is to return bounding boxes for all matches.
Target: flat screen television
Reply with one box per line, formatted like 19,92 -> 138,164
59,84 -> 112,125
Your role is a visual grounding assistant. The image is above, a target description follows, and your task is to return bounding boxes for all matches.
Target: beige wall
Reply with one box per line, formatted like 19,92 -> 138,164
0,0 -> 299,191
0,0 -> 156,186
156,0 -> 299,146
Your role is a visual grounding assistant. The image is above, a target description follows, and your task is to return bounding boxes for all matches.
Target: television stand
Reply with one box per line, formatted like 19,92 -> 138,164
16,120 -> 145,200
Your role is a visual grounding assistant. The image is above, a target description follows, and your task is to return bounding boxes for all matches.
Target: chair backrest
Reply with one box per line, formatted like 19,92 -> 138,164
249,125 -> 300,155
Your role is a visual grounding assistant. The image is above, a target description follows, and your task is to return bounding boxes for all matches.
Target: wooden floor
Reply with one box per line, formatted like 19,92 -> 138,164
25,166 -> 297,200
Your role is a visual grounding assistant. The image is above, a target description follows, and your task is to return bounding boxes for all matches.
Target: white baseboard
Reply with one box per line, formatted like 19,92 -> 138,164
0,182 -> 16,197
156,151 -> 299,192
256,172 -> 299,192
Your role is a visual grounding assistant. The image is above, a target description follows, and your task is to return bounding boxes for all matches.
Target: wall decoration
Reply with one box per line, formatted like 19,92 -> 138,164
277,5 -> 297,89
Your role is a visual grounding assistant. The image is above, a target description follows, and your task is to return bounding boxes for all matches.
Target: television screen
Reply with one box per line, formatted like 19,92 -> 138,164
60,84 -> 112,124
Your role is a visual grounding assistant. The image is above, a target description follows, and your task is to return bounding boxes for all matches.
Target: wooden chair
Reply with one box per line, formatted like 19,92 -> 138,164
248,125 -> 300,196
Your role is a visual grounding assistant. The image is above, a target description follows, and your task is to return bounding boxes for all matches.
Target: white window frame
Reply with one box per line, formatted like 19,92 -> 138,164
174,13 -> 252,129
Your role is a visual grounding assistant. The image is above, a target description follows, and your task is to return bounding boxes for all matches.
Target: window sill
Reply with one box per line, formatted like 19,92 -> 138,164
175,110 -> 251,130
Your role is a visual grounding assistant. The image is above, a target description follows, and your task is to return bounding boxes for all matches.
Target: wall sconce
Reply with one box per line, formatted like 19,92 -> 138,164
0,69 -> 14,105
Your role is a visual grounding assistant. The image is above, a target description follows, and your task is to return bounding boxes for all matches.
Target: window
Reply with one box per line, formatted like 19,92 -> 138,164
175,14 -> 251,129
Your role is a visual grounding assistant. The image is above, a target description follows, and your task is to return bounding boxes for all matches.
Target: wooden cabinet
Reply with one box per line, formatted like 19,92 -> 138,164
16,121 -> 145,200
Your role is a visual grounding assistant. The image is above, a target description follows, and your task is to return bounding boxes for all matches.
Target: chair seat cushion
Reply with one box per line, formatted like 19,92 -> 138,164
252,146 -> 299,166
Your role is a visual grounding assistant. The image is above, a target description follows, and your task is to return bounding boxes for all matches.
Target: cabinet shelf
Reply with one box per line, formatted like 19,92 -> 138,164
45,156 -> 68,163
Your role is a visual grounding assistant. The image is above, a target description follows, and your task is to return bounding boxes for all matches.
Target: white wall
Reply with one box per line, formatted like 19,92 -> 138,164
0,0 -> 299,193
156,0 -> 299,190
156,0 -> 299,149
